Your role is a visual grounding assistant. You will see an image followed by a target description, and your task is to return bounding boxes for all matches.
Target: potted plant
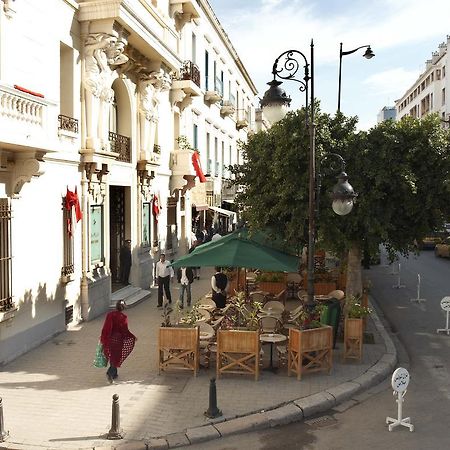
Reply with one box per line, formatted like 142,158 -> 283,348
256,271 -> 287,295
343,295 -> 372,361
288,304 -> 333,380
216,291 -> 262,380
158,303 -> 200,375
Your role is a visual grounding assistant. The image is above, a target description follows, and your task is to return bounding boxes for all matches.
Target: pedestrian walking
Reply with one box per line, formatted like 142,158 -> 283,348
100,300 -> 136,384
156,253 -> 174,308
211,266 -> 228,308
177,266 -> 194,308
119,239 -> 132,284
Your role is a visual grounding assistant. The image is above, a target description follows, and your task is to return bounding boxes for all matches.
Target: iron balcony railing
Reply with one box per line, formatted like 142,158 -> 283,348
109,131 -> 131,163
58,114 -> 79,133
153,144 -> 161,154
214,77 -> 223,97
179,60 -> 201,88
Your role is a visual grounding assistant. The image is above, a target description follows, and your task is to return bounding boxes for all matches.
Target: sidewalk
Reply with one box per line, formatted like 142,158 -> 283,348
0,270 -> 396,450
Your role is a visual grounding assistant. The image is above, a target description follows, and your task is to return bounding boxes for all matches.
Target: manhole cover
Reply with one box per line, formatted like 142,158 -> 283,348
304,415 -> 337,428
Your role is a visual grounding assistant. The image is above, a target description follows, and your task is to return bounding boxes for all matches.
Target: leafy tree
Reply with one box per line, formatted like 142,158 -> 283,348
232,108 -> 450,297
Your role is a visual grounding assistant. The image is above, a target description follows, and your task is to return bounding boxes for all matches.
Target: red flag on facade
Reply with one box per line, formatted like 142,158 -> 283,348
152,194 -> 160,223
64,187 -> 82,237
192,151 -> 206,182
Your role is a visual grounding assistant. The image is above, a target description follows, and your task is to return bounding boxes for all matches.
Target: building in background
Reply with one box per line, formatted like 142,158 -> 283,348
377,106 -> 396,123
396,35 -> 450,124
0,0 -> 256,364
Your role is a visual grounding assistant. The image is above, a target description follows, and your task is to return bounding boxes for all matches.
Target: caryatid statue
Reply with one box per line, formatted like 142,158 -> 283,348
83,32 -> 128,151
138,69 -> 171,159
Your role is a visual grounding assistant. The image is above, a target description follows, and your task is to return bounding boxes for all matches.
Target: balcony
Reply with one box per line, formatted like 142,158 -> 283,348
171,60 -> 202,110
204,90 -> 222,104
0,83 -> 58,153
236,117 -> 249,130
109,131 -> 131,163
58,114 -> 78,134
169,146 -> 197,194
170,0 -> 201,31
220,100 -> 235,117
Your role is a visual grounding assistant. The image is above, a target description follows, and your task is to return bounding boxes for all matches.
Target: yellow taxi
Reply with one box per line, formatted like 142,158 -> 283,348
435,237 -> 450,258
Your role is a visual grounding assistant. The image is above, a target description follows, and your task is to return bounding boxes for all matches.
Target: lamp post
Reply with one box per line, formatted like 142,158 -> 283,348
337,43 -> 375,113
260,41 -> 357,308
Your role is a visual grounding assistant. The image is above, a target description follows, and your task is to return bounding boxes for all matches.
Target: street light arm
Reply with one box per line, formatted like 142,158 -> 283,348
340,44 -> 371,56
272,49 -> 310,91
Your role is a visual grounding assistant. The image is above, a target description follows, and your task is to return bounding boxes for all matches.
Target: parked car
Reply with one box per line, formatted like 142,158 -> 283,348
420,234 -> 443,250
435,237 -> 450,258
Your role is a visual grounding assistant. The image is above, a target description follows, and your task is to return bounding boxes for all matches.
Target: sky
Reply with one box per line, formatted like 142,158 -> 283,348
208,0 -> 450,130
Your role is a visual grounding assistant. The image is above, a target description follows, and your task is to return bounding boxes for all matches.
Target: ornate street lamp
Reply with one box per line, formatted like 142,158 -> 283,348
337,43 -> 375,113
260,41 -> 357,308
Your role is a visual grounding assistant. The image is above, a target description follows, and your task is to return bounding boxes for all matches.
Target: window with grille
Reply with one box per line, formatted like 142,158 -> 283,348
61,200 -> 74,277
0,198 -> 13,312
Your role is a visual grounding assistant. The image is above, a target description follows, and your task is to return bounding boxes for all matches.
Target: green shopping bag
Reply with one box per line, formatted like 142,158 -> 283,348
93,342 -> 108,368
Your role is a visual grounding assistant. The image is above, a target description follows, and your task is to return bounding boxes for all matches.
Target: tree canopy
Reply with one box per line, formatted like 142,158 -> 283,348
232,108 -> 450,294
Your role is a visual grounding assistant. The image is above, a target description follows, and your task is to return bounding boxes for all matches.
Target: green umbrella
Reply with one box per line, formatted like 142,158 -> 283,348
172,229 -> 299,272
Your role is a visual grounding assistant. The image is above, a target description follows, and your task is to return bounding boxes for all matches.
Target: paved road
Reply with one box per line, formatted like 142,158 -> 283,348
182,250 -> 450,449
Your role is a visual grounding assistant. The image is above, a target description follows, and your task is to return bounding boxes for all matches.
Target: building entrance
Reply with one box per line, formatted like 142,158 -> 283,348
110,186 -> 126,292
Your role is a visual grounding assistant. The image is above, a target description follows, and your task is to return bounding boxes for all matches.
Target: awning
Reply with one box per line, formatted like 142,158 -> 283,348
190,180 -> 208,211
209,206 -> 236,218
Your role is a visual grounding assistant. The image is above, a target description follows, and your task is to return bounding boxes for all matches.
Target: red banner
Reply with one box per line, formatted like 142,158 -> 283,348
192,151 -> 206,182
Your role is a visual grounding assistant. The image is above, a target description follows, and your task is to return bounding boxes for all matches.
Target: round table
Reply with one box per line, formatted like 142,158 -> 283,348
259,333 -> 287,371
200,330 -> 214,340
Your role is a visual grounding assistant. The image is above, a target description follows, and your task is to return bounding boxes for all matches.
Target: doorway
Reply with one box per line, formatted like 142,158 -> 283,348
110,185 -> 126,292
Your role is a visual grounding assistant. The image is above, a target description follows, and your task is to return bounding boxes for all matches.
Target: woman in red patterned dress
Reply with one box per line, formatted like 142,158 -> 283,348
100,300 -> 137,384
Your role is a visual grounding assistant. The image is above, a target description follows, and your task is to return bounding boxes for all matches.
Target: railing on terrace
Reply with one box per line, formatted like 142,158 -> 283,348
179,60 -> 201,88
58,114 -> 78,133
109,131 -> 131,162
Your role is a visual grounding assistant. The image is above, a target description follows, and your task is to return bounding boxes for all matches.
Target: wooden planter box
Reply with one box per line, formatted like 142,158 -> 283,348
343,318 -> 363,361
301,281 -> 337,295
288,326 -> 333,380
217,329 -> 260,381
158,327 -> 199,376
257,281 -> 286,296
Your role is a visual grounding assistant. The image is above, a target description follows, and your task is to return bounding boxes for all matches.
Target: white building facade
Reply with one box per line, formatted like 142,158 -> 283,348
0,0 -> 256,364
396,35 -> 450,123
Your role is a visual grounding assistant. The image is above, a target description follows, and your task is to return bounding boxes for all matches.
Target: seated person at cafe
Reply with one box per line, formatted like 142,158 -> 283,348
211,266 -> 228,308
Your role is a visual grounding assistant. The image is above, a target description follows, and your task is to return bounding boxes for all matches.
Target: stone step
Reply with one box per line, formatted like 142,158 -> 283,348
110,286 -> 152,309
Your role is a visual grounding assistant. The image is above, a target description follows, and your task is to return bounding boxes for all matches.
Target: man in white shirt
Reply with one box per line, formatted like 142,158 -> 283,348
176,266 -> 194,308
155,253 -> 174,308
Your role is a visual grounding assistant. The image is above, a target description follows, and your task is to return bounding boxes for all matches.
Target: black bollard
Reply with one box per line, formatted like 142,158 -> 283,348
204,378 -> 222,419
0,397 -> 9,442
107,394 -> 123,440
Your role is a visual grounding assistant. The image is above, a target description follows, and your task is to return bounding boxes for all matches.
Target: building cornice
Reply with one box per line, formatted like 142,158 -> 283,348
198,0 -> 258,96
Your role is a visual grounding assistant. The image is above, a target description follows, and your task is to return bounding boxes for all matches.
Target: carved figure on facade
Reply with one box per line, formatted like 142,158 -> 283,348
83,32 -> 128,151
138,70 -> 171,158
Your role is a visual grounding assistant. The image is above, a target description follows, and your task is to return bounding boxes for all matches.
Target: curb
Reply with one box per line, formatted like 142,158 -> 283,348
152,298 -> 399,450
0,297 -> 398,450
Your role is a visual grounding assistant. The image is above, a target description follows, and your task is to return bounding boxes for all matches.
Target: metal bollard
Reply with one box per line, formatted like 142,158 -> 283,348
107,394 -> 123,440
0,397 -> 9,442
204,378 -> 222,419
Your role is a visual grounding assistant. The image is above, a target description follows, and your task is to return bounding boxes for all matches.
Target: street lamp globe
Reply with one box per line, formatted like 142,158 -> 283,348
260,79 -> 292,124
331,172 -> 357,216
363,46 -> 375,59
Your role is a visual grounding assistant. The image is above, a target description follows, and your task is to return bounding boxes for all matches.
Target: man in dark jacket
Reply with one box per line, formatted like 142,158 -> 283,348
211,266 -> 228,308
177,266 -> 194,308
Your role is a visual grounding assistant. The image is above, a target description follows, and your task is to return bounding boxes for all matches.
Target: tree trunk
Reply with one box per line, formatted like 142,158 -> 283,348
346,243 -> 362,299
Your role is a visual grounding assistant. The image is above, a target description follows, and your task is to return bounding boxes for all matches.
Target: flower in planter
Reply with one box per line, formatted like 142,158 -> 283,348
293,304 -> 326,330
346,295 -> 372,319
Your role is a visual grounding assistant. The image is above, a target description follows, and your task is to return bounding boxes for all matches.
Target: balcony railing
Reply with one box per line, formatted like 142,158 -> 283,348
58,114 -> 78,133
153,144 -> 161,154
179,60 -> 201,88
109,131 -> 131,163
